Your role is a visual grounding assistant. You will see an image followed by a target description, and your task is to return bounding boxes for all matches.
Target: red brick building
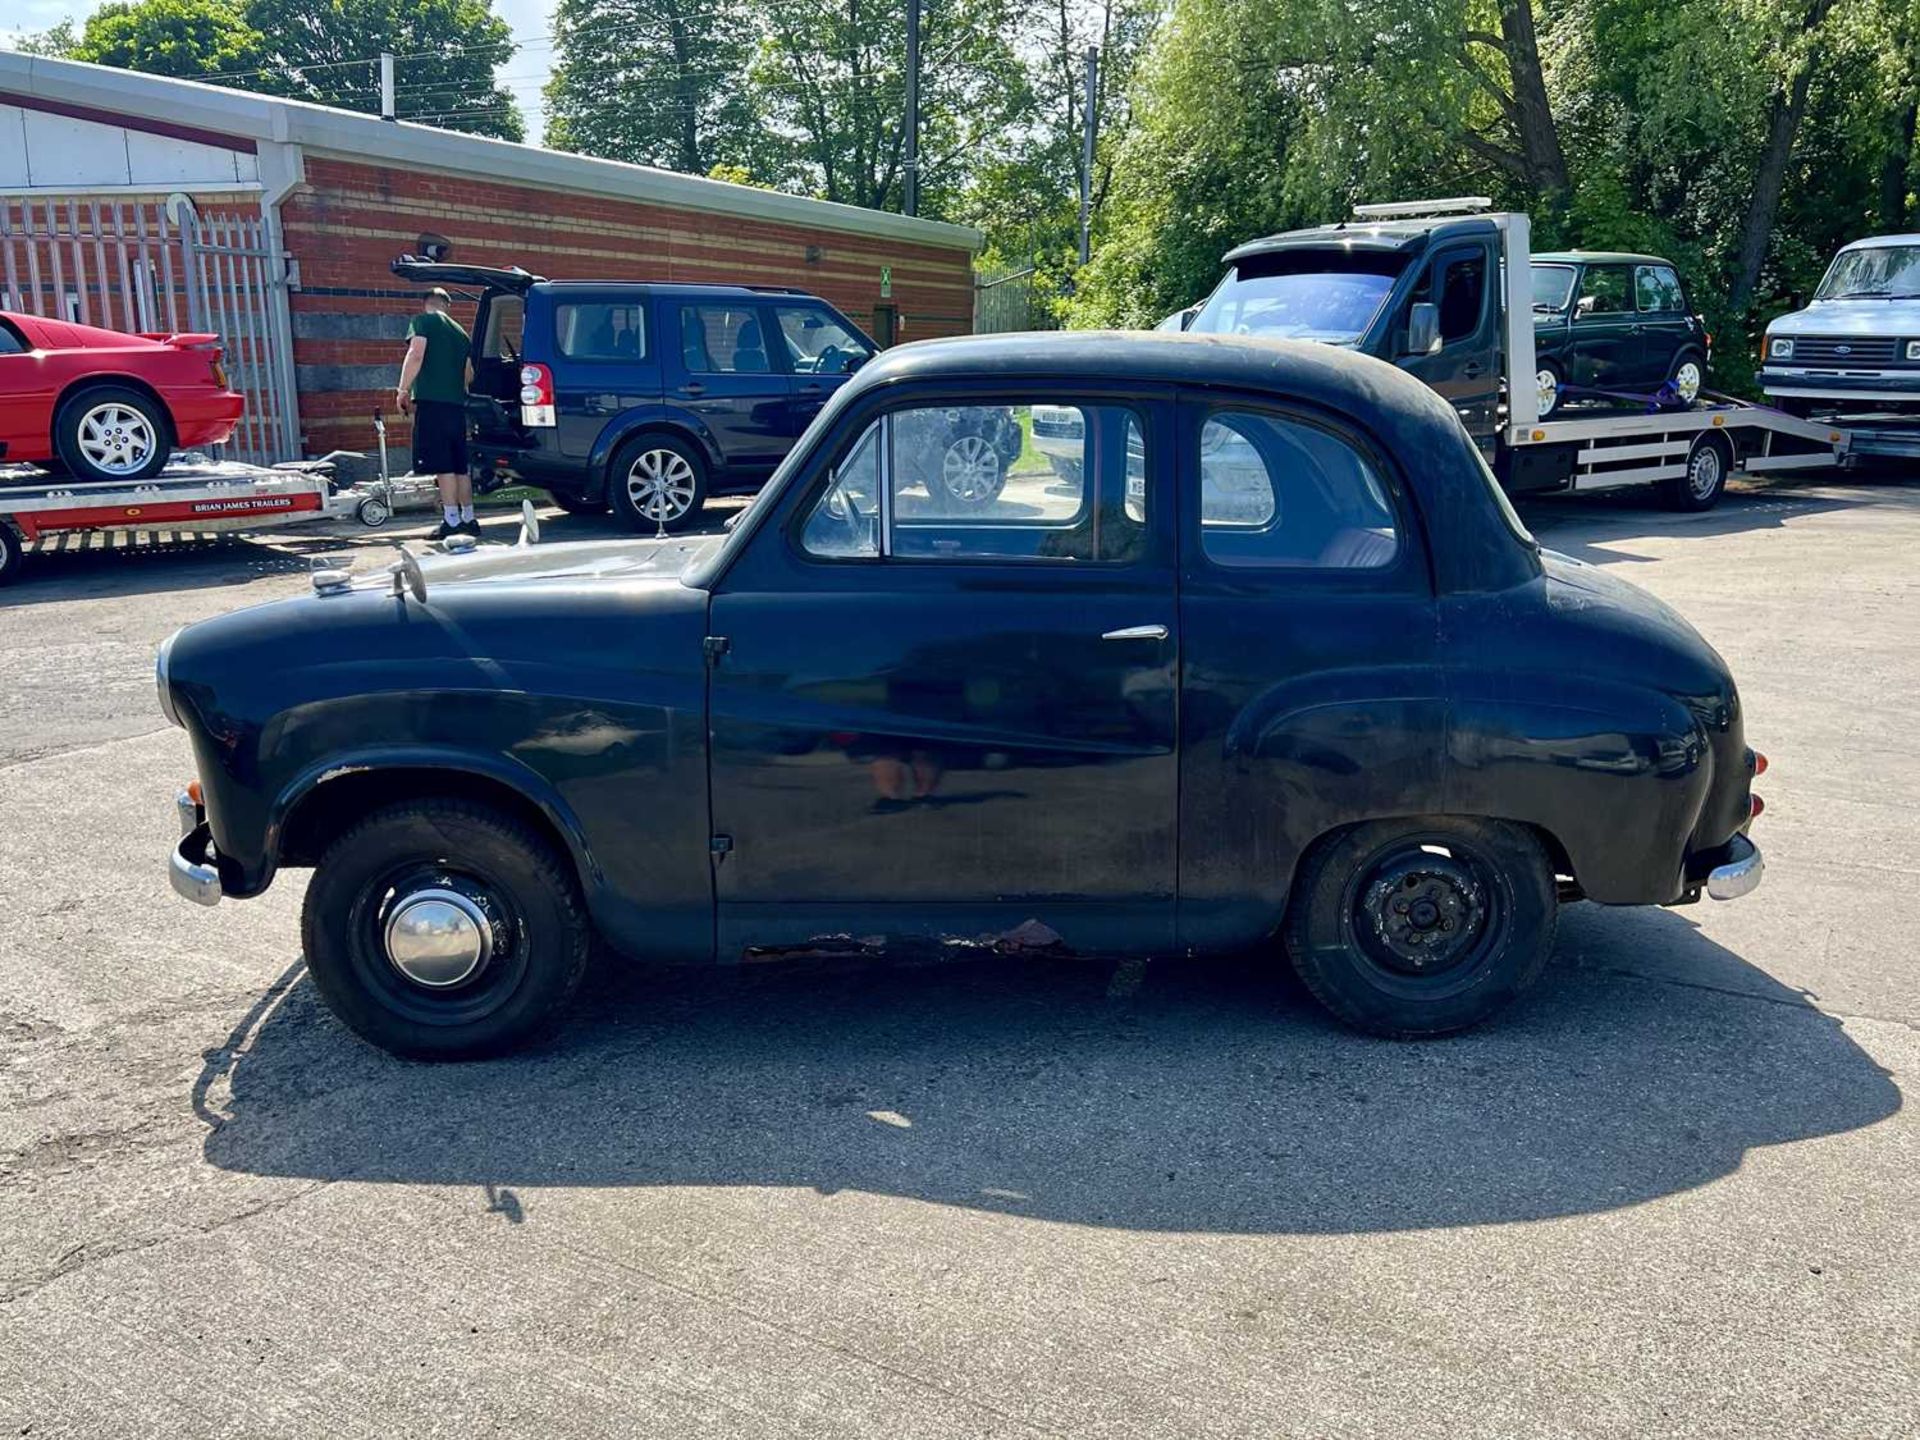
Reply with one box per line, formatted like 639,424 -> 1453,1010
0,52 -> 982,468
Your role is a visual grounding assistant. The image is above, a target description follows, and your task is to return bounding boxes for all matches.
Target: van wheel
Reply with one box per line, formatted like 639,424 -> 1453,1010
301,799 -> 591,1060
611,435 -> 707,533
1283,817 -> 1556,1038
55,385 -> 171,483
1665,433 -> 1730,512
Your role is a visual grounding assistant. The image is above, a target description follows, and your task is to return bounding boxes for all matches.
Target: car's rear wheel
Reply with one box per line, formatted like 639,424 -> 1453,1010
610,434 -> 707,533
301,799 -> 592,1060
1669,350 -> 1707,407
0,523 -> 22,587
1283,816 -> 1556,1038
1664,432 -> 1731,512
54,385 -> 171,483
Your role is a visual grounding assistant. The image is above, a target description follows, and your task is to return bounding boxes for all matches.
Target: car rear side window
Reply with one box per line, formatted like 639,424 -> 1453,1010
1197,410 -> 1399,570
0,320 -> 25,356
681,305 -> 773,374
799,401 -> 1147,564
1635,265 -> 1686,314
556,301 -> 647,360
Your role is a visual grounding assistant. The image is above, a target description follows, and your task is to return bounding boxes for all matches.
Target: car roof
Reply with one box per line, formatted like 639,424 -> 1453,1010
1531,250 -> 1676,268
1223,216 -> 1498,265
1836,233 -> 1920,251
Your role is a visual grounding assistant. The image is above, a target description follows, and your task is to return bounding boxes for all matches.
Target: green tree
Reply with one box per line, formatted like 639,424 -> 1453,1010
545,0 -> 758,171
70,0 -> 274,84
13,20 -> 78,56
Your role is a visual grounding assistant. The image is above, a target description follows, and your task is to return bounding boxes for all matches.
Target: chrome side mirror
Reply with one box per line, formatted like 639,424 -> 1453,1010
1407,302 -> 1441,355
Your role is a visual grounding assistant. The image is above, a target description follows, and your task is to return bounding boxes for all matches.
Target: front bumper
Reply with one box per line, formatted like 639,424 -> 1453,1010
170,789 -> 222,907
1759,368 -> 1920,402
1705,833 -> 1764,901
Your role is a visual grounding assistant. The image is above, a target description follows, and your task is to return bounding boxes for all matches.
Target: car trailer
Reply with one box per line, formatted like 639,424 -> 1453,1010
0,459 -> 351,587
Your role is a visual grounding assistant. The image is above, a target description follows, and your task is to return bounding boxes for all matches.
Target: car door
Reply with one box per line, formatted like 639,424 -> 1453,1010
1395,241 -> 1500,456
668,300 -> 793,473
1172,395 -> 1441,953
706,385 -> 1179,959
770,302 -> 874,434
548,292 -> 664,459
1569,264 -> 1637,388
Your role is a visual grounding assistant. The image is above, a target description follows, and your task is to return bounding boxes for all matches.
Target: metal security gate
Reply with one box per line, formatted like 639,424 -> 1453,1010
0,193 -> 300,464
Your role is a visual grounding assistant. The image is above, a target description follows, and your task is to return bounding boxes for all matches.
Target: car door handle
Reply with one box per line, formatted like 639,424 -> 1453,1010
1463,362 -> 1484,377
799,382 -> 824,394
1102,624 -> 1169,642
679,382 -> 705,397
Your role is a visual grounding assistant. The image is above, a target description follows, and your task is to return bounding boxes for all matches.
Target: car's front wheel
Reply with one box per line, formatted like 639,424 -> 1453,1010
1535,362 -> 1564,418
54,385 -> 171,483
610,434 -> 708,533
1283,816 -> 1556,1038
301,799 -> 592,1060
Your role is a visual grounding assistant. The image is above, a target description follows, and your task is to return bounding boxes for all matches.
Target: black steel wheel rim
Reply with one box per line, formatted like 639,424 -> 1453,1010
346,859 -> 531,1026
1343,835 -> 1512,993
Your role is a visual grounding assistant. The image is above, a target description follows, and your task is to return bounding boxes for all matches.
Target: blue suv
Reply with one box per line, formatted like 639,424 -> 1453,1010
393,259 -> 879,531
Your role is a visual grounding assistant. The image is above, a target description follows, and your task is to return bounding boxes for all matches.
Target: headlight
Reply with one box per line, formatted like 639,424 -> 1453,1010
1768,336 -> 1794,360
155,630 -> 182,727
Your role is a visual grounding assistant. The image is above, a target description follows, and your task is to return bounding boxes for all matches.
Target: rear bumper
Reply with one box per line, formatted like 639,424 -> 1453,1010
1705,833 -> 1764,901
171,390 -> 246,448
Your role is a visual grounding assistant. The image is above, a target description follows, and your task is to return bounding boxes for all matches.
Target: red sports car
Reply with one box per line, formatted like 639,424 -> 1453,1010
0,311 -> 246,483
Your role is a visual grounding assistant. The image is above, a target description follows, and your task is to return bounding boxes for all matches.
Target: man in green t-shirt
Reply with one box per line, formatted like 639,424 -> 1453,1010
395,287 -> 475,540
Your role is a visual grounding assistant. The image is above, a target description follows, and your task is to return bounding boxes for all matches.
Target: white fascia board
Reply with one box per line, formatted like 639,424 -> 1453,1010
0,51 -> 983,253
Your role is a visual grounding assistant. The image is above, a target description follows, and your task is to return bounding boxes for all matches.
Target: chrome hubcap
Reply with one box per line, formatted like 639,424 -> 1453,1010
627,449 -> 696,521
1675,362 -> 1702,402
383,887 -> 494,988
941,436 -> 1000,503
77,403 -> 157,475
1536,369 -> 1558,415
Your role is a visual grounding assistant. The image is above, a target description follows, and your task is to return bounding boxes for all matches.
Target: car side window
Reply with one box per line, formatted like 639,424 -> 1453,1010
1635,265 -> 1686,314
799,401 -> 1147,564
1437,249 -> 1487,343
681,305 -> 773,374
1197,410 -> 1399,570
0,323 -> 23,356
556,301 -> 647,360
1578,266 -> 1633,316
775,306 -> 871,375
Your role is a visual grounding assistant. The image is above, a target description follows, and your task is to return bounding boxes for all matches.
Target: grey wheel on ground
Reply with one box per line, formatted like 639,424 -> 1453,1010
547,490 -> 605,515
355,494 -> 392,527
300,798 -> 592,1060
54,384 -> 170,483
1536,363 -> 1563,418
0,523 -> 21,587
1283,816 -> 1557,1038
1670,351 -> 1706,407
609,434 -> 707,533
1665,432 -> 1731,512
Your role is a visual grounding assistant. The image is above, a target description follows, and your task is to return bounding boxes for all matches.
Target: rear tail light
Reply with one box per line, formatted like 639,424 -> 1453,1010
1752,750 -> 1768,775
1751,793 -> 1765,819
520,363 -> 556,428
210,348 -> 228,390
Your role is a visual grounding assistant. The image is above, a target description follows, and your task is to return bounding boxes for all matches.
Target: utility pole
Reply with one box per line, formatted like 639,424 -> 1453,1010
380,52 -> 396,121
1078,45 -> 1098,265
903,0 -> 921,216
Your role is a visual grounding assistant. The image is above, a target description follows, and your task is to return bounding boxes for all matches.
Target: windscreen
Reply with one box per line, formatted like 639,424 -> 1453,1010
1190,251 -> 1407,344
1531,264 -> 1577,312
1815,246 -> 1920,300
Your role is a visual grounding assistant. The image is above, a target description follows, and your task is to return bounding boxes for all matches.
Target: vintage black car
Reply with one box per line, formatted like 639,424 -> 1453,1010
160,333 -> 1765,1059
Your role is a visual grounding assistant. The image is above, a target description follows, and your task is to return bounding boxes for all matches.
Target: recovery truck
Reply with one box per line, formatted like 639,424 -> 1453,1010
1187,199 -> 1852,509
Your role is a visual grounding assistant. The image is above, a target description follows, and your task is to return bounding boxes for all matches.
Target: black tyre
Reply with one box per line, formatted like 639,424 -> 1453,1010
54,384 -> 171,483
609,433 -> 707,533
1664,433 -> 1731,512
300,799 -> 592,1060
1283,816 -> 1556,1038
547,489 -> 605,516
1535,361 -> 1564,418
0,523 -> 22,588
1668,348 -> 1707,407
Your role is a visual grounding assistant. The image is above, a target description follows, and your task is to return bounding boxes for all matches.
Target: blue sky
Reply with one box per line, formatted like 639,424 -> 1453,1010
3,0 -> 560,140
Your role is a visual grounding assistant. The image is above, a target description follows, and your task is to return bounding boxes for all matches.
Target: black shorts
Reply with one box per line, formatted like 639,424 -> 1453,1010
411,398 -> 469,475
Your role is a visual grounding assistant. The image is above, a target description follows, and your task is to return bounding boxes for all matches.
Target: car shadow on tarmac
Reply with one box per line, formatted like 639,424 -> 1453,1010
196,903 -> 1899,1235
